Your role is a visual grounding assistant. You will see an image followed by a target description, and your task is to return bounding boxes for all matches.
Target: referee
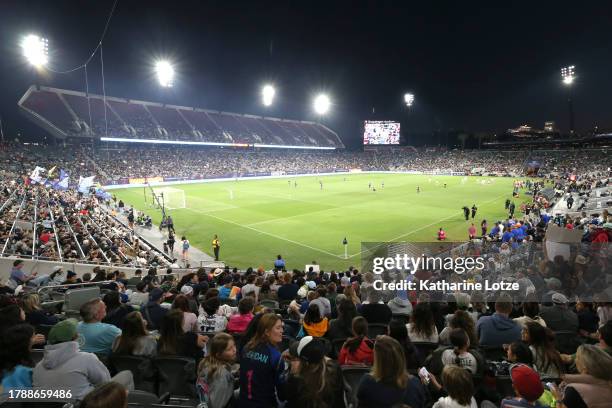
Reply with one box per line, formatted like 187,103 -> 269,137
212,234 -> 220,261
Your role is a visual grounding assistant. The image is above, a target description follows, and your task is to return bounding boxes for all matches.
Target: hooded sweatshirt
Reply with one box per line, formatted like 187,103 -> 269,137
338,337 -> 374,365
433,396 -> 478,408
476,313 -> 522,347
32,341 -> 111,399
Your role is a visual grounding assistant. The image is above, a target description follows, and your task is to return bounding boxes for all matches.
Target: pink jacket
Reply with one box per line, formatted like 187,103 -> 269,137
226,313 -> 253,334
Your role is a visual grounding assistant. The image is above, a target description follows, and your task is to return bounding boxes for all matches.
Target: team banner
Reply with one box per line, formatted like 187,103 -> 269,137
77,175 -> 96,193
360,241 -> 611,303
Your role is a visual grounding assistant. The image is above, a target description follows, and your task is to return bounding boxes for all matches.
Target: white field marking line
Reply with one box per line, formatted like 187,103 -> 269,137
243,189 -> 344,208
247,177 -> 488,232
185,207 -> 344,259
184,194 -> 239,211
345,193 -> 508,259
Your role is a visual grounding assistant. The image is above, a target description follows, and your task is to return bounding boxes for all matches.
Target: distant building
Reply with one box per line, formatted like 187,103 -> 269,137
544,121 -> 556,132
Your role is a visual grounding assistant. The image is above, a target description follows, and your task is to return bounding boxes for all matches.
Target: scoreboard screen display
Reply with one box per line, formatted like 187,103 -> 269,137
363,121 -> 400,145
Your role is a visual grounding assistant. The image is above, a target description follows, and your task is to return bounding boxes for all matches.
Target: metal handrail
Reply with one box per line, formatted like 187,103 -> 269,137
31,195 -> 38,256
37,279 -> 116,295
58,205 -> 87,260
1,192 -> 28,255
85,213 -> 130,263
76,213 -> 111,264
45,193 -> 64,263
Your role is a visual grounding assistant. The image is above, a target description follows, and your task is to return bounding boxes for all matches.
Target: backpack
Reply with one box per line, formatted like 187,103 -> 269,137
183,240 -> 190,250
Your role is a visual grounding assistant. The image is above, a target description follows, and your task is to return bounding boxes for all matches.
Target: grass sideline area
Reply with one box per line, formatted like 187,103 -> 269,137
113,174 -> 532,270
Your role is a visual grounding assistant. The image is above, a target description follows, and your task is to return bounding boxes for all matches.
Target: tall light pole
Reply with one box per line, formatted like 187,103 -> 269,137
404,93 -> 414,144
561,66 -> 575,134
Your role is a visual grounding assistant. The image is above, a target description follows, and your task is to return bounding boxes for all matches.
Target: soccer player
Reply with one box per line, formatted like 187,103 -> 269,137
294,180 -> 297,188
471,204 -> 477,219
509,202 -> 516,218
505,198 -> 511,209
368,182 -> 371,190
444,183 -> 447,188
319,180 -> 323,190
416,186 -> 420,193
462,206 -> 470,221
212,235 -> 221,261
381,181 -> 384,189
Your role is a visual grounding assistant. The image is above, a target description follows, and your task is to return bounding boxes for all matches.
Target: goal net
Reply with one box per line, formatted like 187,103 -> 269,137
153,187 -> 186,210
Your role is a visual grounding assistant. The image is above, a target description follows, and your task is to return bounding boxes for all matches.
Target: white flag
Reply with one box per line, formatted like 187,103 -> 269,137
78,175 -> 96,193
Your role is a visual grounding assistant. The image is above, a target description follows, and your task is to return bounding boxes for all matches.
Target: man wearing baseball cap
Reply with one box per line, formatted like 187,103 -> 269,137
501,364 -> 545,408
33,319 -> 134,399
540,292 -> 578,333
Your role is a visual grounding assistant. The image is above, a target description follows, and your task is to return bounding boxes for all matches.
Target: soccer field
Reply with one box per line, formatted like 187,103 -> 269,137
112,174 -> 530,270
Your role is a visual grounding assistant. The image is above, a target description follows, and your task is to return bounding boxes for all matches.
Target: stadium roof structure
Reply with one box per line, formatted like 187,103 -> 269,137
18,85 -> 343,150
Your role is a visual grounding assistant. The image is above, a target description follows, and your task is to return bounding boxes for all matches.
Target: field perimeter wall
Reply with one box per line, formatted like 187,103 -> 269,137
103,170 -> 478,190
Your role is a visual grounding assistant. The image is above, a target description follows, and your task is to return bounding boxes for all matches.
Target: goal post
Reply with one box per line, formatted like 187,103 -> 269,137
152,187 -> 186,210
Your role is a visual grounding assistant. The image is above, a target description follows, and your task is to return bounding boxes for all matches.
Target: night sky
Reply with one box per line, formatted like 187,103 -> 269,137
1,1 -> 611,147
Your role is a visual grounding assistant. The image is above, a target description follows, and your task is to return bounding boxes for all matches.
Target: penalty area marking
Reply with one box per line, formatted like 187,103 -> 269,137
186,207 -> 345,259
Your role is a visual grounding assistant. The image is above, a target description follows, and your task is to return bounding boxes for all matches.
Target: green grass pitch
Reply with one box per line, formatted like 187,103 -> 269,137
113,174 -> 531,270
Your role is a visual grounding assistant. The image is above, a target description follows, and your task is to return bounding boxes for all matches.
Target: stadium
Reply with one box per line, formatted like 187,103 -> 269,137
0,2 -> 611,408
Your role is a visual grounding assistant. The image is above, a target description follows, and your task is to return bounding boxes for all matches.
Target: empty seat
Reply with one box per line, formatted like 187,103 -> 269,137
110,354 -> 157,393
412,342 -> 439,360
366,323 -> 388,338
341,365 -> 370,408
154,356 -> 197,399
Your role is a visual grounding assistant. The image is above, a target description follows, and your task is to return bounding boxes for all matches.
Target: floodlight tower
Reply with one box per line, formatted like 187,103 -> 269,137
404,93 -> 415,108
561,65 -> 576,134
155,60 -> 175,88
262,84 -> 275,107
313,94 -> 330,122
21,34 -> 49,68
403,93 -> 415,144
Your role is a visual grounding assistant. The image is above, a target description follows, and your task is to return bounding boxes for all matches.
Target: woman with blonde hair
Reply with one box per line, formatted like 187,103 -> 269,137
21,293 -> 59,326
196,333 -> 236,408
356,335 -> 426,408
343,286 -> 361,306
551,344 -> 612,408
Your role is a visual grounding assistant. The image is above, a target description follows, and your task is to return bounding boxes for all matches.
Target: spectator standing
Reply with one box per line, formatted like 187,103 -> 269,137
212,234 -> 220,261
274,254 -> 286,270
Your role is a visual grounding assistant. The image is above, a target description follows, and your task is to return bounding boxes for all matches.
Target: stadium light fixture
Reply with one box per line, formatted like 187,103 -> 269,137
155,60 -> 175,87
404,93 -> 415,107
21,34 -> 49,67
561,65 -> 575,85
262,84 -> 275,106
314,94 -> 330,115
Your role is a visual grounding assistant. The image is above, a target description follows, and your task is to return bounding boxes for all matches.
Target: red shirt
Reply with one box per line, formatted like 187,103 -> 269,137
39,232 -> 51,244
468,226 -> 477,236
226,313 -> 254,333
